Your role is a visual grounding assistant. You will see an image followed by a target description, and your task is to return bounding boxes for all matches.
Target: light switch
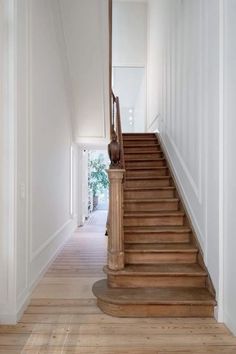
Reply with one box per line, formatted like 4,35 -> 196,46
20,183 -> 26,200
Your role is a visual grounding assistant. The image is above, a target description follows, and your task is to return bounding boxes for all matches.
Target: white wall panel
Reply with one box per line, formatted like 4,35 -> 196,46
0,0 -> 9,313
59,0 -> 110,146
113,1 -> 147,66
223,0 -> 236,335
147,0 -> 221,301
29,0 -> 76,286
0,0 -> 77,323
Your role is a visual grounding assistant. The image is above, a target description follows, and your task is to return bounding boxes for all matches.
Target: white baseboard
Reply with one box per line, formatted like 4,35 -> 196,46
224,311 -> 236,336
0,218 -> 77,324
29,218 -> 77,288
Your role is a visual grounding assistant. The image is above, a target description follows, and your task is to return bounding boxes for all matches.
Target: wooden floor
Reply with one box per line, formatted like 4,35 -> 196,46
0,210 -> 236,353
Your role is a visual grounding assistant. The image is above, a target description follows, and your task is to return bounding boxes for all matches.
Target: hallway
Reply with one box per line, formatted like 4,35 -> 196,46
0,211 -> 235,353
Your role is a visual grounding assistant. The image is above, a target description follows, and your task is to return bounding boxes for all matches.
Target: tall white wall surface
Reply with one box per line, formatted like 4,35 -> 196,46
59,0 -> 110,147
148,0 -> 236,334
0,0 -> 77,323
147,0 -> 221,308
223,0 -> 236,335
113,1 -> 147,66
113,1 -> 147,132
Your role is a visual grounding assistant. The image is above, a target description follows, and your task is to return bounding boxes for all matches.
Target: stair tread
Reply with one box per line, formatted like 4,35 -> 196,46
125,198 -> 178,203
123,133 -> 156,135
124,211 -> 185,217
104,263 -> 207,276
124,151 -> 161,154
124,144 -> 160,148
123,136 -> 157,139
125,186 -> 175,191
126,166 -> 168,171
126,176 -> 171,180
125,243 -> 198,253
126,157 -> 165,161
124,226 -> 191,233
93,280 -> 216,305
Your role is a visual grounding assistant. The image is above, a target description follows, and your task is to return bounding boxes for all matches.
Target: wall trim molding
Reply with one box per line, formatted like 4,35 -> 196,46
30,219 -> 73,262
159,133 -> 204,250
165,132 -> 201,203
224,311 -> 236,336
58,0 -> 109,142
148,114 -> 160,132
218,0 -> 226,323
0,219 -> 76,324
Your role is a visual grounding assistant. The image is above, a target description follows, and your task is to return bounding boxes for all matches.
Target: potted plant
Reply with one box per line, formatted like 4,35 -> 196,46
89,155 -> 109,210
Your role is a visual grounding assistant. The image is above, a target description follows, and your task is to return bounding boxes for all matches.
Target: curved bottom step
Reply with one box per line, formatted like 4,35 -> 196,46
92,279 -> 216,318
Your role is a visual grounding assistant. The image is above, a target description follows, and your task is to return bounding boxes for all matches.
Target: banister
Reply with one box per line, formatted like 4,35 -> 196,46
108,91 -> 125,170
106,0 -> 125,271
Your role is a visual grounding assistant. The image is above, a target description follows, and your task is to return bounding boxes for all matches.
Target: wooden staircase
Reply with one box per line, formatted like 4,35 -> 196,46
93,133 -> 216,317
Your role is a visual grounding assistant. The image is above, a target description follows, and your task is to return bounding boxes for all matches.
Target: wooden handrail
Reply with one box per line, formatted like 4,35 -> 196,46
115,96 -> 125,170
106,0 -> 125,270
109,0 -> 113,138
108,91 -> 125,170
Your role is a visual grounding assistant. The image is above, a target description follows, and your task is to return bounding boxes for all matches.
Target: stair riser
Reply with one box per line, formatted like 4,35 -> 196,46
125,201 -> 179,212
124,147 -> 161,153
124,232 -> 191,244
125,179 -> 171,188
108,275 -> 207,288
126,160 -> 166,168
125,190 -> 175,199
123,137 -> 157,141
126,169 -> 169,177
97,300 -> 214,318
124,141 -> 159,147
124,216 -> 184,227
125,252 -> 197,264
123,134 -> 156,137
125,152 -> 163,159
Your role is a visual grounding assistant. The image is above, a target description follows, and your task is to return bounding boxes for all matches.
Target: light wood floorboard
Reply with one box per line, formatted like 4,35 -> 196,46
0,210 -> 235,353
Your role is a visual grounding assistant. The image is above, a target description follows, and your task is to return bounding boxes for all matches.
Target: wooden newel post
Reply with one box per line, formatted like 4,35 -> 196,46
107,169 -> 125,270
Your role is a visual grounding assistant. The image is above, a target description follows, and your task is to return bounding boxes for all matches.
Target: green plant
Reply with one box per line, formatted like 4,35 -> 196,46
89,155 -> 109,197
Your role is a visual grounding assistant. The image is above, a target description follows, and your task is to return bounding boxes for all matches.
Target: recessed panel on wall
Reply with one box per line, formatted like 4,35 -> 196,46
59,0 -> 109,144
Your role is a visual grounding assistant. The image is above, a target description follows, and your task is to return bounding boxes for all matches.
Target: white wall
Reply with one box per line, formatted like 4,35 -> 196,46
223,0 -> 236,335
113,67 -> 146,132
113,1 -> 147,132
59,0 -> 110,147
147,0 -> 221,306
148,0 -> 236,333
77,149 -> 89,226
113,1 -> 147,66
0,0 -> 78,323
0,0 -> 11,321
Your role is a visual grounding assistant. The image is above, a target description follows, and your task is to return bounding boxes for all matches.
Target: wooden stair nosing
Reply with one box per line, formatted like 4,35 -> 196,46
126,166 -> 168,171
125,176 -> 171,181
124,243 -> 198,253
124,211 -> 185,217
124,226 -> 191,233
125,157 -> 166,162
124,198 -> 178,203
124,150 -> 161,155
104,264 -> 207,277
125,186 -> 175,191
93,280 -> 216,306
123,144 -> 160,149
